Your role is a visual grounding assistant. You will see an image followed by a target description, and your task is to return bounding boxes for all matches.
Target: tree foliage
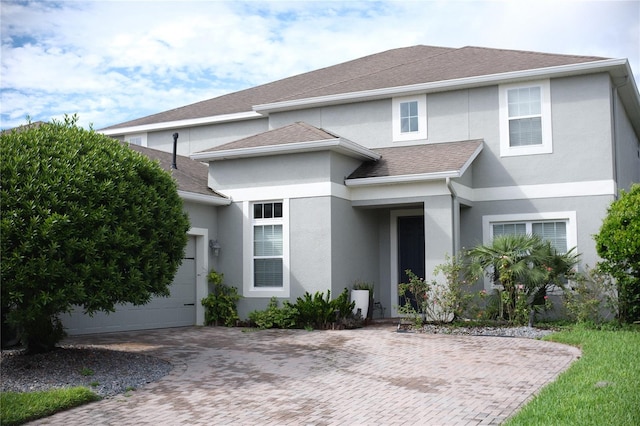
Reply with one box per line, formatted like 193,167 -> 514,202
1,117 -> 190,352
595,184 -> 640,323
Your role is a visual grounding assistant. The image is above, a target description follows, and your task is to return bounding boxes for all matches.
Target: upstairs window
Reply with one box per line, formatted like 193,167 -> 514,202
400,101 -> 419,133
499,80 -> 552,156
125,133 -> 147,147
393,95 -> 427,142
507,86 -> 542,146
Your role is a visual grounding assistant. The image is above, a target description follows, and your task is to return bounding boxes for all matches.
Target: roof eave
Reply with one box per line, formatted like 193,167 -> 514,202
345,171 -> 461,187
190,138 -> 381,162
99,111 -> 264,136
254,59 -> 631,114
178,190 -> 232,206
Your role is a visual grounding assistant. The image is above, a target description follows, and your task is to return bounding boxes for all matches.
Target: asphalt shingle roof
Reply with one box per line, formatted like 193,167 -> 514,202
102,45 -> 606,130
199,122 -> 340,153
126,143 -> 226,198
347,139 -> 483,179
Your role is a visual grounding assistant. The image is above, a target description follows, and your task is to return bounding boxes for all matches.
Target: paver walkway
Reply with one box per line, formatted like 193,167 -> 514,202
32,325 -> 580,425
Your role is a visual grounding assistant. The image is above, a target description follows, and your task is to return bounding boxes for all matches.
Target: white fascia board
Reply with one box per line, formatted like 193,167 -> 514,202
191,138 -> 381,162
459,143 -> 484,176
345,170 -> 460,187
254,59 -> 629,113
178,190 -> 232,206
100,111 -> 264,136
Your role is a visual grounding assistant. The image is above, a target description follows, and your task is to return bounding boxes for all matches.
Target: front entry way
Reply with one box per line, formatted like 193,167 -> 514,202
397,216 -> 425,307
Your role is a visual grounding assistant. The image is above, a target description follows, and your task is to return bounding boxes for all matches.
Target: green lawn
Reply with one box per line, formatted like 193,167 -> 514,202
505,326 -> 640,425
0,387 -> 100,426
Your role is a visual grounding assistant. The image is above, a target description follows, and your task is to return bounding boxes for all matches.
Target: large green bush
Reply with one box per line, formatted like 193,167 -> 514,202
1,117 -> 190,353
595,184 -> 640,323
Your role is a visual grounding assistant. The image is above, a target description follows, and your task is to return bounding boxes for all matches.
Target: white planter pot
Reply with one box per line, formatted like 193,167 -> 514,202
351,290 -> 370,319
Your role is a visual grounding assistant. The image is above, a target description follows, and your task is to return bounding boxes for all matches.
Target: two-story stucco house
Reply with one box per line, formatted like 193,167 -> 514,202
64,45 -> 640,334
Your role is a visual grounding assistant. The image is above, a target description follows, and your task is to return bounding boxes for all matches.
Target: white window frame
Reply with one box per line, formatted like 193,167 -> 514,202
125,133 -> 147,147
392,95 -> 427,142
481,211 -> 577,291
243,199 -> 290,298
499,80 -> 552,157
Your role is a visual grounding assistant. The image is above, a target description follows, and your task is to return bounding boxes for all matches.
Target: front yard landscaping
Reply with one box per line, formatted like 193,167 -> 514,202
505,325 -> 640,425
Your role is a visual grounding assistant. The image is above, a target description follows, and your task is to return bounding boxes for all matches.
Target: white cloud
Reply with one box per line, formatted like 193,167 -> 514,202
1,0 -> 638,130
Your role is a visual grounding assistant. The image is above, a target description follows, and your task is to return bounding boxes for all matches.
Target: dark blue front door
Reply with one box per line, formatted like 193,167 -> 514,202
398,216 -> 425,307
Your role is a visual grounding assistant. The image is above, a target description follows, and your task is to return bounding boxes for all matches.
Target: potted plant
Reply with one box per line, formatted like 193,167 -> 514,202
351,281 -> 374,320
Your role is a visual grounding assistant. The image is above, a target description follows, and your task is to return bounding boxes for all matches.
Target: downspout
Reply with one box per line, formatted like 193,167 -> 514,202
446,177 -> 458,256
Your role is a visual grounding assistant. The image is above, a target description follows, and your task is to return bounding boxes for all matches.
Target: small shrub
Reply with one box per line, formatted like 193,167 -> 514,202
249,289 -> 357,330
294,290 -> 336,329
201,270 -> 241,327
398,254 -> 476,325
563,266 -> 617,324
249,297 -> 298,329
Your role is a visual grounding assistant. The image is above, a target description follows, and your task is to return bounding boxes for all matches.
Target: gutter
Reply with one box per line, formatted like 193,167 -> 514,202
178,190 -> 232,206
99,111 -> 264,136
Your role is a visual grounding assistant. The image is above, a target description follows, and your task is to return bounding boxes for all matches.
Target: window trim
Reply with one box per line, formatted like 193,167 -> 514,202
481,211 -> 577,290
243,200 -> 290,298
499,80 -> 552,157
392,95 -> 427,142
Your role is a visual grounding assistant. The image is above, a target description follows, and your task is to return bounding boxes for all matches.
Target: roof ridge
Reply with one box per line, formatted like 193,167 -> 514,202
462,45 -> 609,60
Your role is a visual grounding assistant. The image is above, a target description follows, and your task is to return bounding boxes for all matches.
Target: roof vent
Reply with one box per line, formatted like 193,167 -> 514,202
172,133 -> 179,169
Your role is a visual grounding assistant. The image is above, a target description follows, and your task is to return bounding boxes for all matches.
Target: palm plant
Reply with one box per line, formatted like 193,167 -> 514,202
466,234 -> 579,325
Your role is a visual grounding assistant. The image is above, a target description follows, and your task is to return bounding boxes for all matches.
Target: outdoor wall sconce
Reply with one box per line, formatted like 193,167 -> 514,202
209,239 -> 221,257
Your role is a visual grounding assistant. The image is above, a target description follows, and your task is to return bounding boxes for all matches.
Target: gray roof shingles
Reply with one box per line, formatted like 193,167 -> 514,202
127,143 -> 226,199
348,140 -> 483,179
199,122 -> 340,152
102,45 -> 606,130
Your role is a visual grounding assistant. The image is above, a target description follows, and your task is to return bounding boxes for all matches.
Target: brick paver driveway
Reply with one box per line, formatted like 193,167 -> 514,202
34,325 -> 579,425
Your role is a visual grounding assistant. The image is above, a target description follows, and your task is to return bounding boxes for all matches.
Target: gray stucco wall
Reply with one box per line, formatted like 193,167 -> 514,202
269,100 -> 391,148
145,118 -> 268,156
183,200 -> 219,271
289,196 -> 333,299
472,74 -> 614,188
330,198 -> 380,294
613,87 -> 640,191
210,151 -> 332,190
459,195 -> 614,272
214,202 -> 245,305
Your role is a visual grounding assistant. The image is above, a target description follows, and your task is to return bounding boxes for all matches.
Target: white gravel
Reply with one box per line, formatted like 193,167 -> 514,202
0,346 -> 172,397
418,324 -> 555,339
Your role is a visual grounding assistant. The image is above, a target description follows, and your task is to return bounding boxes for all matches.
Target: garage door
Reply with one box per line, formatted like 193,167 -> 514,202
62,237 -> 197,335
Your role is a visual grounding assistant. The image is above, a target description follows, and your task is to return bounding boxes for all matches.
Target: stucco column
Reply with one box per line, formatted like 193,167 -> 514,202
423,195 -> 455,282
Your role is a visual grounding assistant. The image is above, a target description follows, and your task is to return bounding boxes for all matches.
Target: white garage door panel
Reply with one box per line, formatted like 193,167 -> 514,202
62,237 -> 197,335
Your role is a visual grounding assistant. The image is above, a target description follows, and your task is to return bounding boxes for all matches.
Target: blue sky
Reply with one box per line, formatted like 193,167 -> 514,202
1,0 -> 639,130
